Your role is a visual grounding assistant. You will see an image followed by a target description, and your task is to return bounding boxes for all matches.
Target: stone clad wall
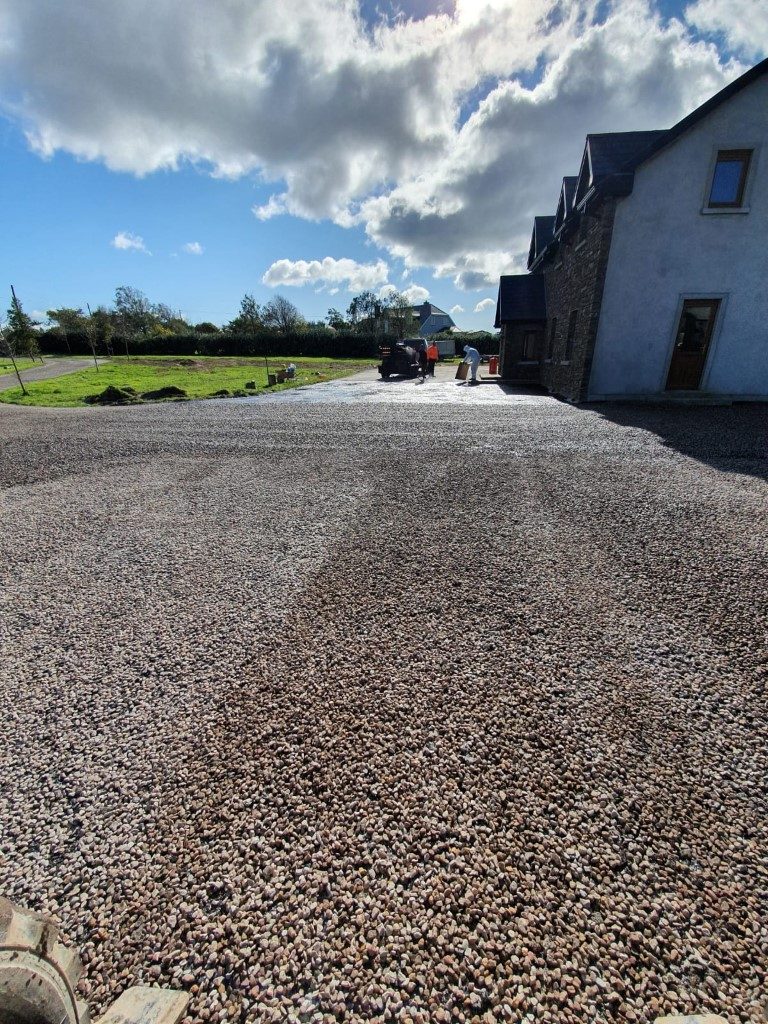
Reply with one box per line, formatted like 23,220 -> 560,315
540,198 -> 618,403
500,322 -> 545,380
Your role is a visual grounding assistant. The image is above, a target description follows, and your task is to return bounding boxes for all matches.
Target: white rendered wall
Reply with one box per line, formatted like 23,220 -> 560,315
588,75 -> 768,400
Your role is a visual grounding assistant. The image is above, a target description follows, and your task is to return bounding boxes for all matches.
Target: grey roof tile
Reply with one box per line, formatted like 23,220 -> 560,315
495,274 -> 547,327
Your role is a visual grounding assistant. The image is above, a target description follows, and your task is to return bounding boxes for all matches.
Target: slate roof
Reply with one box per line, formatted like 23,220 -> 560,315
494,274 -> 547,327
412,302 -> 451,319
554,176 -> 578,233
527,216 -> 556,268
573,130 -> 667,206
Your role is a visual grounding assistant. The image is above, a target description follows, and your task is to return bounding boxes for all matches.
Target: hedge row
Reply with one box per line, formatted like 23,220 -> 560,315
38,330 -> 386,360
35,331 -> 496,359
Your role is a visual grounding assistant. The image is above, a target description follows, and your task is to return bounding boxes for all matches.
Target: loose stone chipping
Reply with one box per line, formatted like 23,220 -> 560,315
0,394 -> 766,1024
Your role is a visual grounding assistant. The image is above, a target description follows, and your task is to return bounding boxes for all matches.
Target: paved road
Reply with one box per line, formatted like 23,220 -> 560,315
0,357 -> 105,392
0,395 -> 765,1024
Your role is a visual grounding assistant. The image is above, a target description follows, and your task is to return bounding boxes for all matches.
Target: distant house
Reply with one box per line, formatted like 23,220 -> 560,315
412,302 -> 455,337
495,57 -> 768,402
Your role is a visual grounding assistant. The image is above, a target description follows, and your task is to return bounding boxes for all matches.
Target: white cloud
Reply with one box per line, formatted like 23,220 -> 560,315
402,283 -> 429,304
182,241 -> 203,255
0,0 -> 752,284
450,304 -> 464,314
474,297 -> 495,313
359,6 -> 744,286
262,256 -> 389,292
686,0 -> 768,59
253,194 -> 288,221
111,231 -> 150,254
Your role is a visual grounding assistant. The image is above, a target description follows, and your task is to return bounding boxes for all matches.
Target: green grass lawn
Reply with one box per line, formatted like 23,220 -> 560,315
0,356 -> 375,407
0,357 -> 40,374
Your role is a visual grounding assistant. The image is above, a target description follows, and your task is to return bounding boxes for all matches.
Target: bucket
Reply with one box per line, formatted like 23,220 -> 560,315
489,355 -> 499,375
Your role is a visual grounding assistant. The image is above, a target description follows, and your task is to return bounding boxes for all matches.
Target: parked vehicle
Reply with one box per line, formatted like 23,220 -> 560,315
378,339 -> 421,378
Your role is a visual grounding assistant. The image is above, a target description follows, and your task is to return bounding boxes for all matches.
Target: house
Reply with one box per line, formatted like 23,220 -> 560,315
495,57 -> 768,402
412,302 -> 456,337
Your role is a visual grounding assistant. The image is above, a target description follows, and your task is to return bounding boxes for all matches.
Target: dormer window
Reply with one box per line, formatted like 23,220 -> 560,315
708,149 -> 752,208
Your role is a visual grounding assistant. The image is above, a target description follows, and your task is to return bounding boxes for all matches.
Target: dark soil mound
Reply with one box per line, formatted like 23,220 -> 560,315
141,386 -> 188,400
210,389 -> 231,398
83,386 -> 140,405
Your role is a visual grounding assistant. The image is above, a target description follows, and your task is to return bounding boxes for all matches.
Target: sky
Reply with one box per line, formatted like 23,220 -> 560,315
0,0 -> 765,331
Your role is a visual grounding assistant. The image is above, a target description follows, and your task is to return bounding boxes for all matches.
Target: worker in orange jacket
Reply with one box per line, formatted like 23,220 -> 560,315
426,340 -> 439,377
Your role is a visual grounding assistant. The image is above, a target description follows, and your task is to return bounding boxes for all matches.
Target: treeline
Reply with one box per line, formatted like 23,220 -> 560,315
2,283 -> 497,363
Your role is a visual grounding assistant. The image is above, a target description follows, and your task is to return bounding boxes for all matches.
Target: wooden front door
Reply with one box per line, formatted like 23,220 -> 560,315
666,299 -> 720,391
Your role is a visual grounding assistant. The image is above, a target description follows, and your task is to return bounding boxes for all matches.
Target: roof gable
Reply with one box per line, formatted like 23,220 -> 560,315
495,274 -> 546,327
554,176 -> 578,233
574,131 -> 666,206
527,215 -> 555,269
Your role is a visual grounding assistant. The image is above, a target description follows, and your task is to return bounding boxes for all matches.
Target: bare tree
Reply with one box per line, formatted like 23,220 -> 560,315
262,295 -> 305,334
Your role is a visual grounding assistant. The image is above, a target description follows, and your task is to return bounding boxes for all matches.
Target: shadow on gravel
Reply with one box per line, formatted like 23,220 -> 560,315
590,402 -> 768,481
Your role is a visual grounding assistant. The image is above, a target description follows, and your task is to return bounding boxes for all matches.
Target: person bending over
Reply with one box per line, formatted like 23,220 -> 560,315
463,344 -> 481,384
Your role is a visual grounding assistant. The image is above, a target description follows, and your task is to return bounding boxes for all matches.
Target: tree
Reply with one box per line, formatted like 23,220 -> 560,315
226,293 -> 262,334
113,285 -> 154,338
382,291 -> 417,340
6,287 -> 42,361
194,322 -> 220,334
346,291 -> 380,331
153,303 -> 190,334
87,306 -> 114,358
261,295 -> 305,334
0,319 -> 28,394
47,307 -> 86,353
325,308 -> 349,331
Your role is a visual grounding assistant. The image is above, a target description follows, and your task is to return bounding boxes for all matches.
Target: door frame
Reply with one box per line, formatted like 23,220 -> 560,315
661,292 -> 729,393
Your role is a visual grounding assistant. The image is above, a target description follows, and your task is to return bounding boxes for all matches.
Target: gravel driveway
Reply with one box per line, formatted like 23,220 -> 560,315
1,393 -> 766,1024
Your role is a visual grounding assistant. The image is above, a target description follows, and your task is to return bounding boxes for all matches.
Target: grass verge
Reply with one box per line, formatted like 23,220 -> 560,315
0,357 -> 40,375
0,356 -> 375,408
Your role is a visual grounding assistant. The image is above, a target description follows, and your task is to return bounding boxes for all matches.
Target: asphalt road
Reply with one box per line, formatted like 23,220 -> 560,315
1,392 -> 766,1024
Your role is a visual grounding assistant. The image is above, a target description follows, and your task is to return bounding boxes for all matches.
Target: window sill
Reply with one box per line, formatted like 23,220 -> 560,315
700,205 -> 750,215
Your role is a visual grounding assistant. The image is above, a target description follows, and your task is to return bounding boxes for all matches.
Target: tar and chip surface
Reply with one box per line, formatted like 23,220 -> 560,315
1,383 -> 766,1024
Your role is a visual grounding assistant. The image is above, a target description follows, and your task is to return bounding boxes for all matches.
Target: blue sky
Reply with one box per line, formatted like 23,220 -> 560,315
0,0 -> 762,330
